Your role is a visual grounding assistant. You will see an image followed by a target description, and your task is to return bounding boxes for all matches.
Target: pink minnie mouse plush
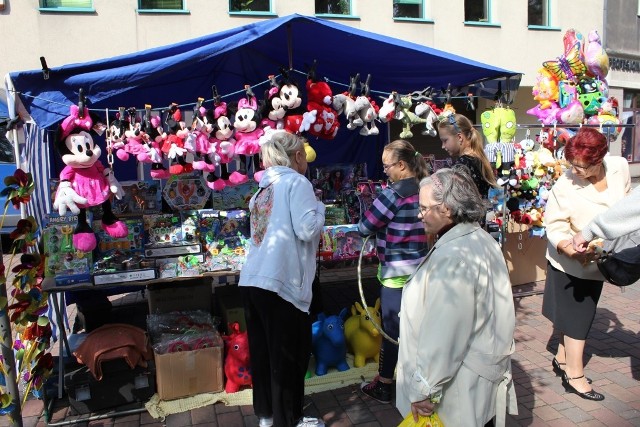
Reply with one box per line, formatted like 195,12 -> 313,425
229,87 -> 264,185
260,75 -> 286,131
207,101 -> 236,191
53,105 -> 128,252
162,104 -> 193,176
115,107 -> 149,162
189,99 -> 219,173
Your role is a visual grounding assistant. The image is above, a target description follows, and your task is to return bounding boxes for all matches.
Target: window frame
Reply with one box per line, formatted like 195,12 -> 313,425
621,91 -> 640,163
137,0 -> 188,13
39,0 -> 94,13
229,0 -> 275,16
463,0 -> 499,27
314,0 -> 357,19
393,0 -> 432,22
527,0 -> 560,31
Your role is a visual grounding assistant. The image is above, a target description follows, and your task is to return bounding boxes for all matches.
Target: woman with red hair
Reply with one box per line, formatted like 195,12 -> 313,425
542,127 -> 630,401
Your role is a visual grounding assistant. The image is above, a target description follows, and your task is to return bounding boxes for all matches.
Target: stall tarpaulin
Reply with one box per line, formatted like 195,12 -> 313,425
5,14 -> 521,132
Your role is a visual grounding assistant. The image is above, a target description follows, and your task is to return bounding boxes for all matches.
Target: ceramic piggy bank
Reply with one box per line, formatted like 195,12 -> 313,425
311,308 -> 350,376
344,298 -> 382,368
222,322 -> 252,393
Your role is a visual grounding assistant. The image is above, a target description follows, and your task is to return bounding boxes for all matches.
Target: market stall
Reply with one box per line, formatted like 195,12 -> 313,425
1,13 -> 523,421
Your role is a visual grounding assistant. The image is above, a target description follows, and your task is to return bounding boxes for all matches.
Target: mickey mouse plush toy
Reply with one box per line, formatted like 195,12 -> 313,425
53,104 -> 128,252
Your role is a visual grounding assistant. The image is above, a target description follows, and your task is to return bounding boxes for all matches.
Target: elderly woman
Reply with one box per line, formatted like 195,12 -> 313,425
239,131 -> 326,427
396,167 -> 517,427
543,127 -> 630,401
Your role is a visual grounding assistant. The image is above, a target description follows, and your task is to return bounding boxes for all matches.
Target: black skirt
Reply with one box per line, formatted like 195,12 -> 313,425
542,261 -> 604,340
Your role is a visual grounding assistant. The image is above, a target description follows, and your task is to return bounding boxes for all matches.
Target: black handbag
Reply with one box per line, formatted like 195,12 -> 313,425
596,229 -> 640,287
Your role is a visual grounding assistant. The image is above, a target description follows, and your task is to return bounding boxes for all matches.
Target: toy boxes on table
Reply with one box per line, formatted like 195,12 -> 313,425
311,163 -> 366,203
143,213 -> 201,258
210,182 -> 259,210
202,209 -> 250,272
43,213 -> 92,286
106,180 -> 162,217
163,173 -> 211,210
318,224 -> 376,265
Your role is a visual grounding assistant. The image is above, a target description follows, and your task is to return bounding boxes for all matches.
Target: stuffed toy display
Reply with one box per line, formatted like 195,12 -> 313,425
189,99 -> 219,173
311,309 -> 350,376
229,88 -> 264,185
344,298 -> 382,368
332,74 -> 360,130
260,75 -> 286,131
53,105 -> 128,252
207,101 -> 236,190
162,104 -> 193,175
306,77 -> 339,140
353,74 -> 380,136
222,322 -> 252,393
142,107 -> 171,180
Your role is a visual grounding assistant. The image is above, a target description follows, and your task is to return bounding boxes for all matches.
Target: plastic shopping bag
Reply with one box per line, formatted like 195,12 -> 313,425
398,412 -> 444,427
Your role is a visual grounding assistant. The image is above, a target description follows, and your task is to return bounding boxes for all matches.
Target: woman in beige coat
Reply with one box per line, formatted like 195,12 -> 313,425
396,167 -> 517,427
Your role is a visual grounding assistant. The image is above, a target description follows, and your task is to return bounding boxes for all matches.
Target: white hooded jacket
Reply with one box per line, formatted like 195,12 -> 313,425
238,166 -> 325,313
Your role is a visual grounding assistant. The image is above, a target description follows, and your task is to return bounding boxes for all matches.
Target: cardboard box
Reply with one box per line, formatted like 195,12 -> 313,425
214,285 -> 246,334
65,359 -> 155,414
147,277 -> 213,314
503,223 -> 548,286
154,346 -> 223,400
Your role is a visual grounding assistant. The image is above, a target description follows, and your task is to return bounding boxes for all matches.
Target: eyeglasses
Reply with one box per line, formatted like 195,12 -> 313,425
570,162 -> 592,172
382,161 -> 401,171
418,203 -> 442,216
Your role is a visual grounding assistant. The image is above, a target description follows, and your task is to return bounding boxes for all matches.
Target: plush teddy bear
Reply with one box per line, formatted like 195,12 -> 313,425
53,105 -> 128,252
306,78 -> 339,140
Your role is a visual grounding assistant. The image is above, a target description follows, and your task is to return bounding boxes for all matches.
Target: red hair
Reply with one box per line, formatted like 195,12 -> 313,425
564,127 -> 608,165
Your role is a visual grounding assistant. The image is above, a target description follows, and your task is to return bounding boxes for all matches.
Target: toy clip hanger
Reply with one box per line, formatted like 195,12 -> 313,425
307,59 -> 318,82
212,85 -> 221,105
78,88 -> 85,118
409,86 -> 434,102
360,74 -> 371,97
144,104 -> 152,130
244,84 -> 254,99
348,73 -> 360,97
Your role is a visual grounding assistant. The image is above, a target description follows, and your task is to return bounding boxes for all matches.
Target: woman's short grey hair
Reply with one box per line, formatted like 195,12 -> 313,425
260,131 -> 305,168
419,165 -> 485,224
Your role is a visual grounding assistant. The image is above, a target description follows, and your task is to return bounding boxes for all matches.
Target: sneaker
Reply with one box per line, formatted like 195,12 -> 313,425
295,417 -> 325,427
360,375 -> 392,404
258,417 -> 273,427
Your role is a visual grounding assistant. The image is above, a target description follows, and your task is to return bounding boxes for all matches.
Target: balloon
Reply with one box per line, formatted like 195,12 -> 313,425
532,68 -> 559,109
556,99 -> 584,125
584,29 -> 609,79
527,103 -> 560,125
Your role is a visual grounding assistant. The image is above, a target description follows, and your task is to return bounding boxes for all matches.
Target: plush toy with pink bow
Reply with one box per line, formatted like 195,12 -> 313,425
53,103 -> 128,252
222,322 -> 252,393
207,100 -> 236,190
229,87 -> 264,185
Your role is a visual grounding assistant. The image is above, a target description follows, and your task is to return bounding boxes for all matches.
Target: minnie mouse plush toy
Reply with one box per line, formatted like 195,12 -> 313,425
53,104 -> 128,252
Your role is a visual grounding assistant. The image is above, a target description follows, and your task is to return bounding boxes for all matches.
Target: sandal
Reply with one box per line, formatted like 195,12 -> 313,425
552,358 -> 592,384
562,373 -> 604,401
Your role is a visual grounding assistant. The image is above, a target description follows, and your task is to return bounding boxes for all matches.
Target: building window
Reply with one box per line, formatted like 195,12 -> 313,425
528,0 -> 549,26
139,0 -> 184,9
40,0 -> 92,8
315,0 -> 351,15
230,0 -> 271,12
464,0 -> 490,22
393,0 -> 424,19
621,91 -> 640,163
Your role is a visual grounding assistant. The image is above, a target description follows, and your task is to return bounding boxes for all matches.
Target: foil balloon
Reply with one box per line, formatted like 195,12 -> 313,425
532,68 -> 559,109
584,29 -> 609,79
556,99 -> 584,125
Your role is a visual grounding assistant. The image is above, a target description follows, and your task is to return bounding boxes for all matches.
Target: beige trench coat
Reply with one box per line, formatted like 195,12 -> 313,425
396,223 -> 518,426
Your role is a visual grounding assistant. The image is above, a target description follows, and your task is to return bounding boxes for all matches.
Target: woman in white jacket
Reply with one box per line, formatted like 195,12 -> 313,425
396,167 -> 517,427
239,131 -> 325,427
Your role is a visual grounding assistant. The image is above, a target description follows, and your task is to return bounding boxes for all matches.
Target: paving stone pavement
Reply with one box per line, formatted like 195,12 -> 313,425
4,264 -> 640,426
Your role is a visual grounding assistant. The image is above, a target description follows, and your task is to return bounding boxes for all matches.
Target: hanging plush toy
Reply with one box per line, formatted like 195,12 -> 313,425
353,74 -> 380,136
141,106 -> 171,180
189,98 -> 219,173
332,74 -> 360,130
305,65 -> 339,140
162,104 -> 193,175
207,100 -> 236,190
229,86 -> 264,185
260,75 -> 286,131
53,104 -> 128,252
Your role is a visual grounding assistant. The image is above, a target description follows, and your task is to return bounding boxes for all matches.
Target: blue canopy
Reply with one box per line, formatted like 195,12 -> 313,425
0,99 -> 8,118
8,14 -> 520,130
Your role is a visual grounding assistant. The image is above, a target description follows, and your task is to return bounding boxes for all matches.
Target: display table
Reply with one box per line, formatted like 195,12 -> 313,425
42,271 -> 241,401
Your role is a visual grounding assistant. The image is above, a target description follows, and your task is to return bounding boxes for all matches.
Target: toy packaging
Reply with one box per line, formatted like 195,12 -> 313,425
43,212 -> 93,286
92,216 -> 145,257
318,224 -> 376,264
324,204 -> 347,226
163,173 -> 211,210
210,182 -> 259,210
180,210 -> 201,244
110,181 -> 162,216
155,253 -> 205,279
143,213 -> 183,246
311,163 -> 366,203
203,210 -> 250,272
